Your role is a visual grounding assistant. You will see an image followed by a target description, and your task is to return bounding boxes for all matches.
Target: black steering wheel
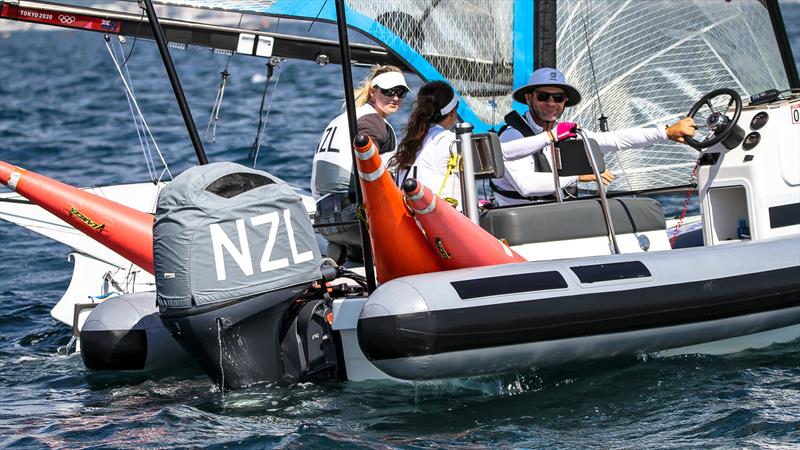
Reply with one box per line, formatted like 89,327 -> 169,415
684,88 -> 742,150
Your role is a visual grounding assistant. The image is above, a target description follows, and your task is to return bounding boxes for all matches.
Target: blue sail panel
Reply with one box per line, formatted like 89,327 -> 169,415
157,0 -> 522,132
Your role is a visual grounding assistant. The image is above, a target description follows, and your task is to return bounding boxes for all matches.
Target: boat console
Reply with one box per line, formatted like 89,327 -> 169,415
695,90 -> 800,245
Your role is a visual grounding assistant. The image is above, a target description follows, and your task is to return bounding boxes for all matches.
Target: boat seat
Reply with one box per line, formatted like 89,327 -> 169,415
480,197 -> 666,245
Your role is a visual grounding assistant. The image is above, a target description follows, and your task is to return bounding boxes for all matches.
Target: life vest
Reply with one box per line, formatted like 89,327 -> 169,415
311,104 -> 395,198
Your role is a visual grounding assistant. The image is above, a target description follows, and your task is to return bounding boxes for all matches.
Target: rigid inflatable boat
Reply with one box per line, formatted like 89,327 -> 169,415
357,237 -> 800,380
0,0 -> 798,388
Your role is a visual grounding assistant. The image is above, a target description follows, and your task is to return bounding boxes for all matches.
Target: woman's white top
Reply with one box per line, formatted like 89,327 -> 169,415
396,124 -> 462,210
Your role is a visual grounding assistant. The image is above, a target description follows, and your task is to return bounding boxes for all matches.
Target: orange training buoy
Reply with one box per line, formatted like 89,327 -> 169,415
352,135 -> 445,282
0,160 -> 155,274
402,177 -> 527,269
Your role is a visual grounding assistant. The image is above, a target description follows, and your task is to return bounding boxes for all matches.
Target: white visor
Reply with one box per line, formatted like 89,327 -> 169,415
372,71 -> 409,90
440,95 -> 458,116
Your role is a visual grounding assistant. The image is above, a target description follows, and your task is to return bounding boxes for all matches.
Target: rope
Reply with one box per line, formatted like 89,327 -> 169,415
110,36 -> 155,182
579,0 -> 633,194
120,8 -> 144,67
205,69 -> 229,144
204,14 -> 243,145
307,0 -> 327,32
580,0 -> 606,131
437,151 -> 460,197
250,59 -> 283,167
104,35 -> 173,182
669,158 -> 701,247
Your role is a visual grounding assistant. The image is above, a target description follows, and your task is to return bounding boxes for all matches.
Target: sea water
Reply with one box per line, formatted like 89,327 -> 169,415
1,5 -> 799,448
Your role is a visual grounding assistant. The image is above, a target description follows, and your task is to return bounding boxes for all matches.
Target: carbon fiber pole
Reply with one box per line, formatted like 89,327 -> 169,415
140,0 -> 208,165
335,0 -> 377,292
766,0 -> 799,88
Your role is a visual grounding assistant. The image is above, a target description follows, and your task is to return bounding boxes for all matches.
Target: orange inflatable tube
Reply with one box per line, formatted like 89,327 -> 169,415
0,160 -> 154,274
352,135 -> 444,282
402,177 -> 526,269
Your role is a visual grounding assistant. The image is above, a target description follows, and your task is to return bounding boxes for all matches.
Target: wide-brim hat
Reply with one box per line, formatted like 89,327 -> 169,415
512,67 -> 582,107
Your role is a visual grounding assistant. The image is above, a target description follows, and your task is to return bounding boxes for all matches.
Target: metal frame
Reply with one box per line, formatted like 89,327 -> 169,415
456,123 -> 480,225
576,130 -> 620,254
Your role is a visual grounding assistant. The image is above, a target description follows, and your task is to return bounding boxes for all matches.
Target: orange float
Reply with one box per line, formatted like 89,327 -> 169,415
402,178 -> 527,269
352,135 -> 445,282
0,160 -> 155,274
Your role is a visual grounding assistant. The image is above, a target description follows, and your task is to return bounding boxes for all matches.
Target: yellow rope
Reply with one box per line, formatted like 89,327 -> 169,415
438,152 -> 460,197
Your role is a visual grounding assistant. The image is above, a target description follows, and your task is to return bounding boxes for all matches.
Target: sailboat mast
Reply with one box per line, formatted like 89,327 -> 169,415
140,0 -> 208,165
334,0 -> 377,292
533,0 -> 556,70
765,0 -> 799,88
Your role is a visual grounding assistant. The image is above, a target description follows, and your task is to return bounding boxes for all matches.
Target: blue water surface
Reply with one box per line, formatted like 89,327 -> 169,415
1,3 -> 799,449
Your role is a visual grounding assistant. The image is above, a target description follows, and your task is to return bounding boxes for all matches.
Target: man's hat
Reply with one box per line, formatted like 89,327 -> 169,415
512,68 -> 582,107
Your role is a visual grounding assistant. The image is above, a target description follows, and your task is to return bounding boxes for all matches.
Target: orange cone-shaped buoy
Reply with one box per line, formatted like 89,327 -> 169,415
352,135 -> 445,282
0,161 -> 154,274
402,178 -> 527,269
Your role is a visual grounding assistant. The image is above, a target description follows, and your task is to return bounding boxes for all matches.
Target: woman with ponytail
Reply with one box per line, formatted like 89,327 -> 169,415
311,65 -> 409,263
392,81 -> 461,209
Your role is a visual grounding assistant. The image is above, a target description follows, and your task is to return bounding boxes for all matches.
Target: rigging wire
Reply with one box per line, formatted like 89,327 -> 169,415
579,0 -> 632,193
111,35 -> 156,182
308,0 -> 328,32
120,8 -> 145,66
249,58 -> 283,167
579,0 -> 606,132
205,69 -> 229,144
109,35 -> 156,181
204,14 -> 244,144
104,34 -> 173,183
485,1 -> 499,202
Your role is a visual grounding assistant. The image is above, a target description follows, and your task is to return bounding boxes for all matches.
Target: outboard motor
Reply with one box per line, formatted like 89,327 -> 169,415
154,162 -> 325,389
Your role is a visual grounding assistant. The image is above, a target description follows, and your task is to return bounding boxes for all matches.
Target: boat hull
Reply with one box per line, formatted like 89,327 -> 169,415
356,236 -> 800,380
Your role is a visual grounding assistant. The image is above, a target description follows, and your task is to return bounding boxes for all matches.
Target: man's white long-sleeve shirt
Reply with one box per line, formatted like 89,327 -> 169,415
492,111 -> 668,206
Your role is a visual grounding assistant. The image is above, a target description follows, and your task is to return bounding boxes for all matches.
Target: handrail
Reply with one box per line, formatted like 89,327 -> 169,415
576,129 -> 620,254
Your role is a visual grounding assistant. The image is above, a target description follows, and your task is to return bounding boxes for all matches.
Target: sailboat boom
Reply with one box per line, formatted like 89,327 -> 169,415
0,0 -> 408,68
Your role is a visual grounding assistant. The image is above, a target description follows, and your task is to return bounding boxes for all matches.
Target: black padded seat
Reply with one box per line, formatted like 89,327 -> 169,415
480,198 -> 666,245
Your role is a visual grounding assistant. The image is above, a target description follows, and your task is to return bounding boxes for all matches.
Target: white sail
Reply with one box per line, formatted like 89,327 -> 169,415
556,0 -> 791,191
4,0 -> 793,192
153,0 -> 792,191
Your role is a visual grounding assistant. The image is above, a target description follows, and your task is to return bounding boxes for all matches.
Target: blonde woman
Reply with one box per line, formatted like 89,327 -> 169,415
311,65 -> 409,262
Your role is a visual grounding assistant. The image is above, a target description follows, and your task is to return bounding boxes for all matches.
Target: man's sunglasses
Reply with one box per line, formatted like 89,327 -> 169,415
533,91 -> 567,103
379,86 -> 409,98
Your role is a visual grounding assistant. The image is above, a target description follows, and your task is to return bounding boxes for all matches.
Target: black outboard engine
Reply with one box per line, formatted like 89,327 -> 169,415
154,162 -> 327,389
280,299 -> 338,382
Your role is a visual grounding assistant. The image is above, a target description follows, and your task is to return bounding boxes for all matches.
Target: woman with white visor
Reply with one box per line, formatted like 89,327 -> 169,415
391,81 -> 462,210
311,65 -> 409,263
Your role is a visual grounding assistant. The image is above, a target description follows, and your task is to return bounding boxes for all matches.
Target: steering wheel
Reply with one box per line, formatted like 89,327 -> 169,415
684,88 -> 742,150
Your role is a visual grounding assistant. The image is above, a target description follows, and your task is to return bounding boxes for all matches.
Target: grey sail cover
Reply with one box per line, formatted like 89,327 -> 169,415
154,162 -> 321,310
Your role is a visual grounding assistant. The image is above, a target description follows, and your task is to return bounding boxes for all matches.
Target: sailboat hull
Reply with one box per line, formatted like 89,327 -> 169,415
80,292 -> 195,371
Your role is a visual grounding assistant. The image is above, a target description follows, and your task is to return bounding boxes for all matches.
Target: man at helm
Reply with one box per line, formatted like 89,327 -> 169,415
490,67 -> 697,206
